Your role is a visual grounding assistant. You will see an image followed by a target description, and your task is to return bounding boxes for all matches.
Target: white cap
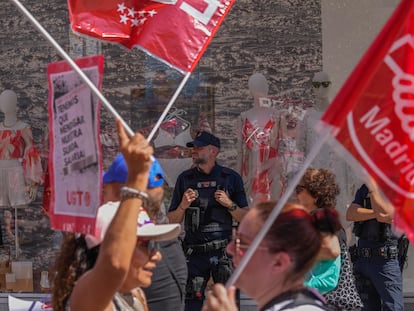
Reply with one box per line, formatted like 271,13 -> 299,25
85,201 -> 181,249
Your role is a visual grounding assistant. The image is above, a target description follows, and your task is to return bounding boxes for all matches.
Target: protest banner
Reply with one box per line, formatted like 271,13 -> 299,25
47,55 -> 103,234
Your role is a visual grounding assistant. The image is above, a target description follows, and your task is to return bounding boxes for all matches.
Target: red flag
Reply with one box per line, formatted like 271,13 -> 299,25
321,0 -> 414,241
67,0 -> 234,73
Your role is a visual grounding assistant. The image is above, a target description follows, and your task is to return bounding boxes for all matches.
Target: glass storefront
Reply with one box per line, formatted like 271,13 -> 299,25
0,0 -> 412,306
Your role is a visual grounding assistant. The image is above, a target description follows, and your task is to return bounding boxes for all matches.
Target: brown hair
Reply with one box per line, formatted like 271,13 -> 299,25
300,168 -> 340,208
52,188 -> 163,311
52,233 -> 98,311
255,201 -> 341,282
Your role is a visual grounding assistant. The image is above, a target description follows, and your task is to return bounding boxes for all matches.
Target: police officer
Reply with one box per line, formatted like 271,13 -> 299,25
346,184 -> 404,311
168,131 -> 248,311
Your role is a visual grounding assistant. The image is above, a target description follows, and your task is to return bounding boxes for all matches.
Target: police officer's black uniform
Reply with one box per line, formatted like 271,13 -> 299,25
169,162 -> 248,311
350,184 -> 404,311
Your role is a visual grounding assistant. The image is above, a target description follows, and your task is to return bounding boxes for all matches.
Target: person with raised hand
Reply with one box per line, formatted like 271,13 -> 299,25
52,119 -> 181,311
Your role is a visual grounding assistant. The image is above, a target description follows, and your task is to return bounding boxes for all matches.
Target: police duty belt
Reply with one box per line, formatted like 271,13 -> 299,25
351,245 -> 398,259
184,239 -> 229,255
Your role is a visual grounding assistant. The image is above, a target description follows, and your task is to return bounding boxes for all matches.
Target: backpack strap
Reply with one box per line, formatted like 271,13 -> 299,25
260,288 -> 331,311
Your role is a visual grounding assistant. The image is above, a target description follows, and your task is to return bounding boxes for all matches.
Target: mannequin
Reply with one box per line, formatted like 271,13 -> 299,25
299,72 -> 361,231
0,90 -> 43,255
312,71 -> 331,111
237,73 -> 287,204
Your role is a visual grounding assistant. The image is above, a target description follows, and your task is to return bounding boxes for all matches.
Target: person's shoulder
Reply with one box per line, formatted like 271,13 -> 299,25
263,302 -> 329,311
357,184 -> 369,193
286,306 -> 330,311
0,120 -> 29,130
177,167 -> 197,179
218,165 -> 240,176
15,120 -> 30,129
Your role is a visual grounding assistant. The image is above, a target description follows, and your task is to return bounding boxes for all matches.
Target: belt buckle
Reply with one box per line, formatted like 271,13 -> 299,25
388,246 -> 398,258
218,239 -> 226,248
361,248 -> 371,257
212,240 -> 220,250
379,247 -> 387,258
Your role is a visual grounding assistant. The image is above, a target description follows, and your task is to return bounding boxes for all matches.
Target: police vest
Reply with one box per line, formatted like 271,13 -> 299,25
180,166 -> 234,232
353,195 -> 396,242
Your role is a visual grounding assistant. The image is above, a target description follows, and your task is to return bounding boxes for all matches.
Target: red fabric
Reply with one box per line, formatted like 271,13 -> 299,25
67,0 -> 235,73
321,0 -> 414,242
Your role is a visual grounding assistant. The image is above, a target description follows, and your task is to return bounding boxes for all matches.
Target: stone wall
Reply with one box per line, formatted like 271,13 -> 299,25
1,0 -> 322,168
0,0 -> 321,290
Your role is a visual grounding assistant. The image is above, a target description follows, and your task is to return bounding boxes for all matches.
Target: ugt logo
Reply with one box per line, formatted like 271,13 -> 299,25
384,34 -> 414,142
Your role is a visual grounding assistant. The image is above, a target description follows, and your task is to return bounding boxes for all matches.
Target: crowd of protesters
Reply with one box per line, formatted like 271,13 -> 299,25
49,120 -> 408,311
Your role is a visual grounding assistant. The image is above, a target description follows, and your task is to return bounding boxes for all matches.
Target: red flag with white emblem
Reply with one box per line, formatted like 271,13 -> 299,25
320,0 -> 414,241
67,0 -> 235,73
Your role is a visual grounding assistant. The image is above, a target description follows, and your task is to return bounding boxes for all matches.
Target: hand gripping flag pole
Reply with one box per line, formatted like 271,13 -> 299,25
226,127 -> 332,287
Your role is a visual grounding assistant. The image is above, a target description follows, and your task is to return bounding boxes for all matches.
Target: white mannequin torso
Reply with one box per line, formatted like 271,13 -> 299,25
297,72 -> 362,227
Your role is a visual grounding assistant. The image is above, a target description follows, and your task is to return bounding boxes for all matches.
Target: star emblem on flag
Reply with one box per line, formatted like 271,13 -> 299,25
117,2 -> 158,29
68,0 -> 236,73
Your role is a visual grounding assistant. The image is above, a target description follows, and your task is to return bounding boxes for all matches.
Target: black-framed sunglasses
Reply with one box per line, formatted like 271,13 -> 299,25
312,81 -> 331,88
295,185 -> 306,194
139,240 -> 160,253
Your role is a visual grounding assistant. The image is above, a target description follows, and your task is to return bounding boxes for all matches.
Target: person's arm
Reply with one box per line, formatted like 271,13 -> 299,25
317,233 -> 340,260
214,189 -> 248,222
369,191 -> 394,224
346,203 -> 377,222
69,120 -> 153,311
346,184 -> 394,224
228,205 -> 249,222
214,173 -> 249,223
168,187 -> 198,224
346,185 -> 377,222
305,255 -> 341,295
367,179 -> 395,216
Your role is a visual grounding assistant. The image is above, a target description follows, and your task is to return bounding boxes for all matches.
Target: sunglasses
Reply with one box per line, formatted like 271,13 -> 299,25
139,240 -> 160,253
312,81 -> 331,88
295,185 -> 306,194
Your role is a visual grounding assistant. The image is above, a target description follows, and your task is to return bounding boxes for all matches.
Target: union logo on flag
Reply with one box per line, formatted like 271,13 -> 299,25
321,0 -> 414,241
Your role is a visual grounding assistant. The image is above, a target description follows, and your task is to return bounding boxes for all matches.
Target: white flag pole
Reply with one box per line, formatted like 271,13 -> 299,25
226,126 -> 332,287
11,0 -> 193,145
147,72 -> 192,142
10,0 -> 134,137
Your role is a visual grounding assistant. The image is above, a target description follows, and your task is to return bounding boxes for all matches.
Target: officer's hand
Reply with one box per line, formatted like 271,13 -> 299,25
202,284 -> 237,311
214,190 -> 232,208
181,188 -> 198,209
376,212 -> 393,224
